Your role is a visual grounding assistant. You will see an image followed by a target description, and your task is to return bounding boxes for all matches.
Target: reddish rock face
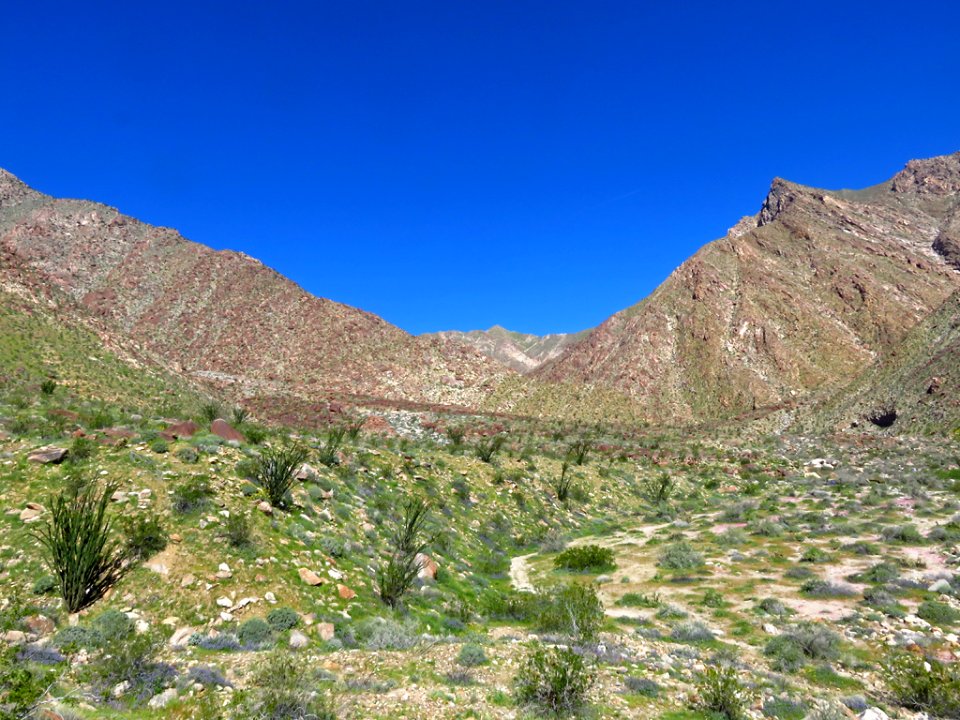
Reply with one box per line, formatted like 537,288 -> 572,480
210,418 -> 245,443
166,420 -> 199,439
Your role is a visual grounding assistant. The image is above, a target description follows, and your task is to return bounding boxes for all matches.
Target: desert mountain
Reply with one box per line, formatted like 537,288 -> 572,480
530,153 -> 960,423
425,326 -> 587,373
0,169 -> 513,414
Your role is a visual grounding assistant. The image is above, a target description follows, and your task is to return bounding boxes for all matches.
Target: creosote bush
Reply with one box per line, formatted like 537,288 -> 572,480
554,544 -> 615,573
255,443 -> 308,508
475,435 -> 505,463
34,483 -> 126,613
657,541 -> 704,570
694,665 -> 750,720
122,514 -> 168,560
238,650 -> 336,720
514,644 -> 594,717
883,651 -> 960,717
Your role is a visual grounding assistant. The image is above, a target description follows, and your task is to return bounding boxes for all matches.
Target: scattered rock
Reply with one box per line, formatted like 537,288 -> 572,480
180,574 -> 195,588
289,630 -> 309,648
299,568 -> 324,586
930,579 -> 952,594
859,709 -> 890,720
416,553 -> 438,581
23,615 -> 55,636
337,584 -> 356,600
28,446 -> 67,464
19,503 -> 45,522
169,627 -> 195,649
2,630 -> 26,645
257,501 -> 273,516
318,622 -> 335,641
147,688 -> 178,709
294,463 -> 319,481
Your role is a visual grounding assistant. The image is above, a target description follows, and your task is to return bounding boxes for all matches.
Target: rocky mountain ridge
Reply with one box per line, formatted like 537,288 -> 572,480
425,325 -> 588,373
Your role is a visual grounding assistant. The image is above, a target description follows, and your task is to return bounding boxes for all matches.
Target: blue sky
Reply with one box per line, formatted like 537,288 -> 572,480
2,2 -> 958,335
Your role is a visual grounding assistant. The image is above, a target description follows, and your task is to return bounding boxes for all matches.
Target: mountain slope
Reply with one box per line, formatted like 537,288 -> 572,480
0,169 -> 514,412
426,326 -> 588,373
805,288 -> 960,434
531,153 -> 960,422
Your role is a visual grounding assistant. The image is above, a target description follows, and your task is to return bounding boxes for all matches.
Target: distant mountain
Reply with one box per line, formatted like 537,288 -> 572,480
528,153 -> 960,423
0,169 -> 514,416
425,326 -> 588,373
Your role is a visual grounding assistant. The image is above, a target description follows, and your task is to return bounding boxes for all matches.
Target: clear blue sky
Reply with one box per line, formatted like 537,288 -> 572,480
2,2 -> 958,335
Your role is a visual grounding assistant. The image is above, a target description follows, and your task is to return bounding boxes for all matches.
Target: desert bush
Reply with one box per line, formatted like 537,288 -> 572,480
39,379 -> 57,395
223,513 -> 253,549
764,622 -> 840,671
566,438 -> 591,466
34,483 -> 126,613
514,644 -> 594,717
353,616 -> 418,650
0,645 -> 56,718
31,575 -> 57,596
475,435 -> 505,463
800,579 -> 857,598
184,665 -> 232,688
850,561 -> 900,584
149,438 -> 168,454
551,461 -> 575,502
693,665 -> 750,720
123,514 -> 168,561
457,642 -> 489,667
68,435 -> 97,462
535,583 -> 604,641
641,472 -> 674,505
267,607 -> 300,631
85,631 -> 174,705
376,497 -> 433,608
617,591 -> 661,609
623,675 -> 660,697
445,425 -> 466,447
53,625 -> 103,651
176,446 -> 199,463
171,476 -> 214,514
671,620 -> 715,644
238,618 -> 274,649
188,632 -> 241,652
917,600 -> 960,626
200,402 -> 222,423
657,541 -> 704,570
880,524 -> 925,543
883,651 -> 960,717
553,545 -> 615,573
231,406 -> 250,426
757,597 -> 789,617
317,426 -> 346,467
800,547 -> 830,563
254,443 -> 308,508
238,650 -> 336,720
93,608 -> 134,642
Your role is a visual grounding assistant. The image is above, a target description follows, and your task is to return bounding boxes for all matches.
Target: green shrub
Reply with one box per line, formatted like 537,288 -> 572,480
200,402 -> 222,423
0,646 -> 55,717
69,435 -> 97,462
764,622 -> 840,672
535,583 -> 604,641
657,541 -> 704,570
122,514 -> 168,560
239,650 -> 336,720
457,643 -> 489,667
566,438 -> 591,466
616,591 -> 661,608
224,513 -> 253,549
85,631 -> 172,704
266,607 -> 300,631
238,618 -> 274,649
172,476 -> 213,514
880,524 -> 925,543
53,625 -> 103,651
917,600 -> 960,626
554,545 -> 615,573
445,426 -> 466,447
254,444 -> 308,508
883,651 -> 960,716
694,665 -> 750,720
176,446 -> 199,463
317,426 -> 346,467
149,438 -> 168,454
34,483 -> 126,613
514,645 -> 594,717
231,406 -> 250,426
475,435 -> 505,463
92,609 -> 133,642
552,461 -> 575,502
39,379 -> 57,396
243,424 -> 267,445
31,575 -> 57,595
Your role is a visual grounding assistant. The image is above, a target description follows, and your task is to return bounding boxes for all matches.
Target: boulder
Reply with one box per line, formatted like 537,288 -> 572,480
294,463 -> 319,482
337,584 -> 356,600
211,419 -> 245,443
166,420 -> 198,439
19,503 -> 45,522
859,710 -> 890,720
28,447 -> 67,464
24,615 -> 55,636
257,501 -> 273,516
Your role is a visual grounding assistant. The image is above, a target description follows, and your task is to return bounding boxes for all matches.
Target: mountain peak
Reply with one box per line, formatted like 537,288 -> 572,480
0,168 -> 40,206
891,151 -> 960,195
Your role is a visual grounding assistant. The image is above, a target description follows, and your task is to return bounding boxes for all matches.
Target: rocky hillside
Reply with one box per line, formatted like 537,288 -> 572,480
0,169 -> 514,412
807,287 -> 960,434
426,325 -> 587,373
532,153 -> 960,423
